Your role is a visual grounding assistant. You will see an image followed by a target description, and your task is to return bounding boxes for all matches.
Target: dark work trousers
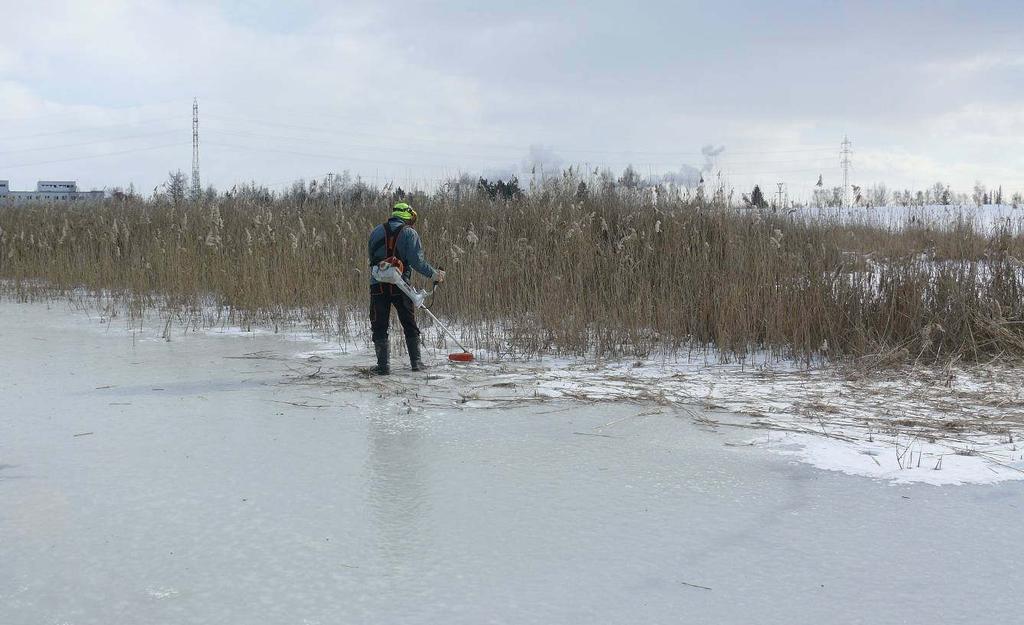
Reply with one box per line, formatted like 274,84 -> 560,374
370,285 -> 420,344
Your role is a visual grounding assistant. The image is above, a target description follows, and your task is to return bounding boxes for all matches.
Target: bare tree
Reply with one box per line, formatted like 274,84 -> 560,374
972,181 -> 987,206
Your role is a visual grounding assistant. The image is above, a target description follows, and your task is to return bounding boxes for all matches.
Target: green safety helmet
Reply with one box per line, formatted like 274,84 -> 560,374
391,201 -> 418,225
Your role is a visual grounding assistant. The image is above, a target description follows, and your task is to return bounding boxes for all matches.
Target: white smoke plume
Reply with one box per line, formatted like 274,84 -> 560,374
521,144 -> 564,174
480,144 -> 565,181
658,164 -> 703,187
701,144 -> 725,172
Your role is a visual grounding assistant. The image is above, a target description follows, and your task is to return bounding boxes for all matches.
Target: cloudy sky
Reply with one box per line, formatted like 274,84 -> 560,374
1,0 -> 1021,199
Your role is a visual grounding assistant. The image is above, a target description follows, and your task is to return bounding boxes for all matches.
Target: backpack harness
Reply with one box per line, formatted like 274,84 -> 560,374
373,222 -> 406,295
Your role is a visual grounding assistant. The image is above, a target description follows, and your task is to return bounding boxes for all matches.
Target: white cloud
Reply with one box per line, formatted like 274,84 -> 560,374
0,47 -> 15,73
925,53 -> 1024,76
929,103 -> 1024,141
0,81 -> 53,119
0,0 -> 498,190
856,146 -> 1023,193
1,1 -> 1022,195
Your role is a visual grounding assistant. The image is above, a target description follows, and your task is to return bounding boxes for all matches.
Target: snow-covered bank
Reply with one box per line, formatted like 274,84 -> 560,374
3,300 -> 1023,625
286,344 -> 1024,485
538,358 -> 1024,485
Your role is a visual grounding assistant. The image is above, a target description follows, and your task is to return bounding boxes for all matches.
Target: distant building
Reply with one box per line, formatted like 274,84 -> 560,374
0,180 -> 105,203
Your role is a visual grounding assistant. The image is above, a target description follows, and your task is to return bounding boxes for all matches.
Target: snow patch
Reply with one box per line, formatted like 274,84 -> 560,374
763,432 -> 1024,486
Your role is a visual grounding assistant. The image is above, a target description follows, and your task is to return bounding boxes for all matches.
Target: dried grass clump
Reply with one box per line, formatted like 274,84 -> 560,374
1,178 -> 1022,363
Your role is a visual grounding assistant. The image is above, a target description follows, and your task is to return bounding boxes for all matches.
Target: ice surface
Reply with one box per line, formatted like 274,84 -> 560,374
2,301 -> 1023,624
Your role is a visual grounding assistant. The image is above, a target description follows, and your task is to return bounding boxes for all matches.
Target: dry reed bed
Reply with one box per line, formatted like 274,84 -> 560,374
1,183 -> 1022,363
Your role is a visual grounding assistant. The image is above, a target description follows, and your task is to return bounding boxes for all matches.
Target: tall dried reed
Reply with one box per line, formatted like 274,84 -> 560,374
1,180 -> 1022,363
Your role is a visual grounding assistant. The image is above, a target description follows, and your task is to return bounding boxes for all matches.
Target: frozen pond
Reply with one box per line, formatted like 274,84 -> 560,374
1,301 -> 1021,624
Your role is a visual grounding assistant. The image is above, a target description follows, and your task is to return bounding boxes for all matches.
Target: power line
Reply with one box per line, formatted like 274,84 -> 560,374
0,105 -> 844,183
722,165 -> 840,176
202,127 -> 523,162
200,97 -> 509,139
0,142 -> 188,170
0,116 -> 182,142
203,141 -> 463,170
202,111 -> 837,159
207,139 -> 841,179
0,129 -> 185,156
203,127 -> 839,173
0,99 -> 185,124
712,157 -> 840,167
203,126 -> 840,170
202,100 -> 845,157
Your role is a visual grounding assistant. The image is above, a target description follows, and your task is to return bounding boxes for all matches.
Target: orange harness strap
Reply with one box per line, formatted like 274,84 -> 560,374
383,223 -> 406,297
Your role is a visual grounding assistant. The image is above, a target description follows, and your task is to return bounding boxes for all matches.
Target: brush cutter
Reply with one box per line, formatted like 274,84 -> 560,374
371,261 -> 474,363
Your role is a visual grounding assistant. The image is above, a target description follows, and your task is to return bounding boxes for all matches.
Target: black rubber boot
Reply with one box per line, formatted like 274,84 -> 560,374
371,339 -> 390,375
407,335 -> 427,371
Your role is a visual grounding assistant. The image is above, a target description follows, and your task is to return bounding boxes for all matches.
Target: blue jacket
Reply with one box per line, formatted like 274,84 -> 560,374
368,217 -> 437,286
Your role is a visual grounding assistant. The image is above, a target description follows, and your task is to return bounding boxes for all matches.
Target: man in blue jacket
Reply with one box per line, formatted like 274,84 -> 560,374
367,202 -> 446,375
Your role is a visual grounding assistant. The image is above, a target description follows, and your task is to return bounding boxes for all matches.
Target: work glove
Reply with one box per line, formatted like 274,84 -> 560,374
433,269 -> 447,283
